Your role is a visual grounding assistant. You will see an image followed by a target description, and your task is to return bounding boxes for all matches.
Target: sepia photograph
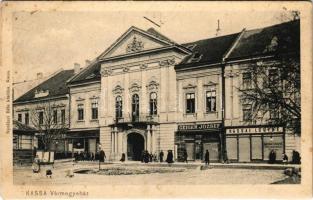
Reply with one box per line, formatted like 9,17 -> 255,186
0,1 -> 312,199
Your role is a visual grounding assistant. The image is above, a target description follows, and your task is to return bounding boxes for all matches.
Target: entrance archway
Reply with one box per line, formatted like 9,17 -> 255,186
127,133 -> 144,161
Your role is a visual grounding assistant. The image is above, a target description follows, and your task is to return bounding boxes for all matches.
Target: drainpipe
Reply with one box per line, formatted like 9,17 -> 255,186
220,62 -> 226,163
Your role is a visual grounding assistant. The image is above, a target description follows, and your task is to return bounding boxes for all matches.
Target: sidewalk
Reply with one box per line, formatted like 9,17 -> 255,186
53,159 -> 300,170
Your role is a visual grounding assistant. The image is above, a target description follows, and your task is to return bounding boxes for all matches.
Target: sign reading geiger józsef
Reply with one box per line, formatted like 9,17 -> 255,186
178,123 -> 221,131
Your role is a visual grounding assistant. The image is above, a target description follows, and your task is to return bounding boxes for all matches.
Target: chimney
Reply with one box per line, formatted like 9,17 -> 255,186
215,19 -> 221,37
74,63 -> 81,74
85,59 -> 91,66
37,72 -> 43,79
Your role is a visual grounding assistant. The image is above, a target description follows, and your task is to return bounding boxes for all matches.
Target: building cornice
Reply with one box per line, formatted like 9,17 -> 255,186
13,95 -> 68,105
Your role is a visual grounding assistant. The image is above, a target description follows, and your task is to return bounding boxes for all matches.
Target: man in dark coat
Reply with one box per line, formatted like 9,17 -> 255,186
166,150 -> 174,164
99,150 -> 106,162
183,149 -> 188,163
159,150 -> 164,163
269,150 -> 276,164
120,153 -> 126,162
204,150 -> 210,165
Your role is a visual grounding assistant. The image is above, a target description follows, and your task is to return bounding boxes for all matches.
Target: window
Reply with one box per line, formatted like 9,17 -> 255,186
186,93 -> 195,114
115,96 -> 123,119
91,102 -> 98,120
25,113 -> 29,125
53,110 -> 58,124
132,94 -> 140,120
206,90 -> 216,112
268,68 -> 279,87
269,103 -> 279,119
77,104 -> 84,121
18,113 -> 22,122
38,111 -> 44,125
242,72 -> 252,89
61,109 -> 65,124
149,92 -> 157,115
242,104 -> 252,122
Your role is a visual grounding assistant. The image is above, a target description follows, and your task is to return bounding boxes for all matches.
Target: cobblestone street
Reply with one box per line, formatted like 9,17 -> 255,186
14,161 -> 289,185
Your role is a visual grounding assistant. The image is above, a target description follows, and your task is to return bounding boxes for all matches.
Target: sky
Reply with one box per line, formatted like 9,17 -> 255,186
12,7 -> 294,82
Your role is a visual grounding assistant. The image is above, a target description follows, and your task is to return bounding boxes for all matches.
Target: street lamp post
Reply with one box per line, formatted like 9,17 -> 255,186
98,144 -> 102,171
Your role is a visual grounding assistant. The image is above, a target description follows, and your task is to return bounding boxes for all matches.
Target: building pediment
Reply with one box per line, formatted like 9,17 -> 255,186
99,27 -> 174,59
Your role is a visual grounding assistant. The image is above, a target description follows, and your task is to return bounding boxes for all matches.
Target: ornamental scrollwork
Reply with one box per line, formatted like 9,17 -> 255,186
112,85 -> 124,96
159,58 -> 176,67
100,68 -> 113,76
129,82 -> 141,93
126,36 -> 144,53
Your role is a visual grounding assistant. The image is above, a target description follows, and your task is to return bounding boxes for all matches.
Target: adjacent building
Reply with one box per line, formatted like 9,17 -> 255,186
13,69 -> 75,158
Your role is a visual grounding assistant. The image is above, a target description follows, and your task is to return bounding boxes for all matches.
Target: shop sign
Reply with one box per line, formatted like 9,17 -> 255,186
226,126 -> 283,134
178,123 -> 221,131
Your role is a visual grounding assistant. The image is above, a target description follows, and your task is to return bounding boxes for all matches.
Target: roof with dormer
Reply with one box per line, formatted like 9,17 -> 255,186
68,20 -> 299,82
176,32 -> 241,69
14,69 -> 75,103
226,19 -> 299,60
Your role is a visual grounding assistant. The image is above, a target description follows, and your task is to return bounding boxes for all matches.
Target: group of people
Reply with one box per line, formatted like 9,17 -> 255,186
181,149 -> 210,165
138,150 -> 174,163
269,149 -> 301,164
74,151 -> 96,161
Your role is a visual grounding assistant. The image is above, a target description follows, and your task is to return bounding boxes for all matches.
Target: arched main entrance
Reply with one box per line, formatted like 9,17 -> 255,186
127,133 -> 144,161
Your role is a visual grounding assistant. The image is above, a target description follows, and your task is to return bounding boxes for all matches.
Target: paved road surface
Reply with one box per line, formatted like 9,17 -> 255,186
13,161 -> 288,185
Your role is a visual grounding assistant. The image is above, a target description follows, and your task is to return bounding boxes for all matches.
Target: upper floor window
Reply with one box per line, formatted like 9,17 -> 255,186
115,96 -> 123,118
18,113 -> 22,122
242,72 -> 252,89
38,111 -> 44,125
132,94 -> 140,120
53,110 -> 58,124
25,113 -> 29,125
186,93 -> 195,114
61,109 -> 65,124
268,68 -> 279,87
77,104 -> 84,121
242,104 -> 252,122
206,90 -> 216,112
149,92 -> 157,116
269,103 -> 279,119
91,102 -> 98,120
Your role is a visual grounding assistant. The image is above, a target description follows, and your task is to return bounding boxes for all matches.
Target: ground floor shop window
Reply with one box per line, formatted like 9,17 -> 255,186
251,136 -> 262,160
18,135 -> 33,149
226,137 -> 237,160
175,132 -> 220,162
226,133 -> 284,162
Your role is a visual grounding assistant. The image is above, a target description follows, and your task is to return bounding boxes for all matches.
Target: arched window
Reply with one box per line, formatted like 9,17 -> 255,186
115,96 -> 123,119
149,92 -> 157,115
132,94 -> 140,121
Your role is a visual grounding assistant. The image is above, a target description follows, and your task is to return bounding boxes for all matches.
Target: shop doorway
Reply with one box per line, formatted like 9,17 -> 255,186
127,133 -> 144,161
203,142 -> 219,162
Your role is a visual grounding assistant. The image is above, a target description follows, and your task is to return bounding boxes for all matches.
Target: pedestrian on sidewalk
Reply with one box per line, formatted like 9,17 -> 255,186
120,153 -> 126,162
183,149 -> 188,163
99,150 -> 106,162
159,150 -> 164,163
269,150 -> 276,164
204,150 -> 210,165
282,153 -> 288,164
166,150 -> 174,164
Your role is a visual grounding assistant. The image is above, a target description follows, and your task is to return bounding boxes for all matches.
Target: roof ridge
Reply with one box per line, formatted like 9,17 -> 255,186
241,19 -> 299,34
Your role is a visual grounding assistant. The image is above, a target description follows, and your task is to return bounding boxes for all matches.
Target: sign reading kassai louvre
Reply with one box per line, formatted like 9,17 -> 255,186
178,123 -> 221,131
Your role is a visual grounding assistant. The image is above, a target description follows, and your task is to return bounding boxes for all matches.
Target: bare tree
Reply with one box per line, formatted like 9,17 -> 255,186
30,100 -> 68,151
239,54 -> 300,135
